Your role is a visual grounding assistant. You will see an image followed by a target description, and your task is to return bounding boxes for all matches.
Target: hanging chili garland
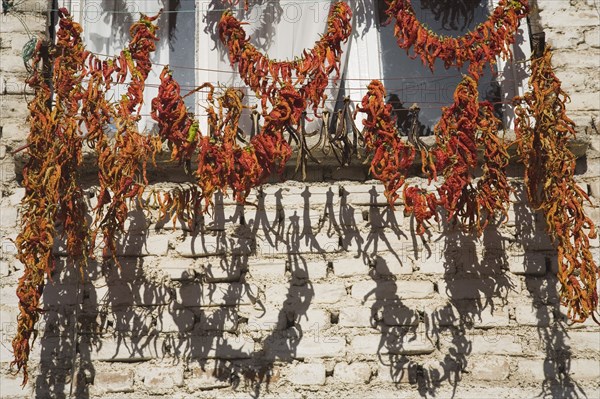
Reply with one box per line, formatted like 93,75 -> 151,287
218,1 -> 352,114
12,7 -> 94,384
514,48 -> 599,323
430,76 -> 510,233
356,80 -> 416,206
384,0 -> 529,79
90,12 -> 163,265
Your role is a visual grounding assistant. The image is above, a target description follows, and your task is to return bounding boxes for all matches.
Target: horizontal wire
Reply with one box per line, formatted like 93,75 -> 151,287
87,50 -> 520,81
80,78 -> 519,108
49,0 -> 351,14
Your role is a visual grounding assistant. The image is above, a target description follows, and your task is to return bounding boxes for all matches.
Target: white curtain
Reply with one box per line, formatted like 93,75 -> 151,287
196,0 -> 351,132
61,0 -> 353,134
60,0 -> 191,132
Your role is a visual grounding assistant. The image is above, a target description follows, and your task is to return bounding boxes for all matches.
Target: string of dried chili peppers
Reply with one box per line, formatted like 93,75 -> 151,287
403,186 -> 438,235
432,76 -> 481,230
476,100 -> 510,230
90,12 -> 163,264
12,7 -> 92,384
514,48 -> 599,323
385,0 -> 529,79
356,80 -> 416,206
12,36 -> 55,386
218,1 -> 352,114
151,66 -> 200,164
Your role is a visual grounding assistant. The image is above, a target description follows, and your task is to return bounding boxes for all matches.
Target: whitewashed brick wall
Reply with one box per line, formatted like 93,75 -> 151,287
0,1 -> 599,398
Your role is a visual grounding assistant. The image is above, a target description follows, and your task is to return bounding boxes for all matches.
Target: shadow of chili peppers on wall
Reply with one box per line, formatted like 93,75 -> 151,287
513,183 -> 587,398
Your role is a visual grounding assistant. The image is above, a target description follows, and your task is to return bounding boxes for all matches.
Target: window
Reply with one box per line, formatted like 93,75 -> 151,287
58,0 -> 531,134
350,0 -> 531,130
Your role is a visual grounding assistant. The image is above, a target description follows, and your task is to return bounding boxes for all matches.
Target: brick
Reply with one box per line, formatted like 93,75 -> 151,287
117,233 -> 170,256
300,308 -> 331,329
539,9 -> 599,29
0,50 -> 30,73
177,283 -> 257,307
0,119 -> 29,146
297,260 -> 329,280
142,365 -> 184,393
0,372 -> 34,397
473,307 -> 510,329
263,285 -> 290,306
570,358 -> 600,380
7,187 -> 24,206
439,279 -> 511,300
93,370 -> 134,393
545,27 -> 587,50
0,96 -> 29,119
158,308 -> 195,332
468,356 -> 510,381
522,277 -> 561,305
470,335 -> 522,355
339,306 -> 374,328
518,357 -> 600,382
91,335 -> 164,361
0,161 -> 16,184
198,308 -> 238,332
382,306 -> 418,326
202,256 -> 243,282
584,25 -> 600,48
267,335 -> 345,359
174,335 -> 254,359
553,51 -> 600,70
241,305 -> 286,331
352,280 -> 433,301
341,184 -> 388,206
569,92 -> 600,111
41,282 -> 80,307
258,232 -> 340,255
508,252 -> 548,276
0,205 -> 18,228
155,257 -> 199,280
186,366 -> 231,390
287,363 -> 326,385
374,253 -> 412,275
0,285 -> 18,308
247,259 -> 286,279
333,257 -> 368,277
93,282 -> 170,307
97,308 -> 148,332
334,362 -> 372,384
350,334 -> 434,355
174,235 -> 252,257
0,14 -> 45,34
427,303 -> 460,327
295,283 -> 346,304
413,254 -> 449,274
566,332 -> 600,354
377,364 -> 411,384
515,358 -> 550,381
514,304 -> 552,327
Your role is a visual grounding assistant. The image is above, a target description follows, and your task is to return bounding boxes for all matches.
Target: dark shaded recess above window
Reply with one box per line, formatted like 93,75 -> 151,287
377,0 -> 483,31
420,0 -> 482,31
377,0 -> 504,130
167,0 -> 181,45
